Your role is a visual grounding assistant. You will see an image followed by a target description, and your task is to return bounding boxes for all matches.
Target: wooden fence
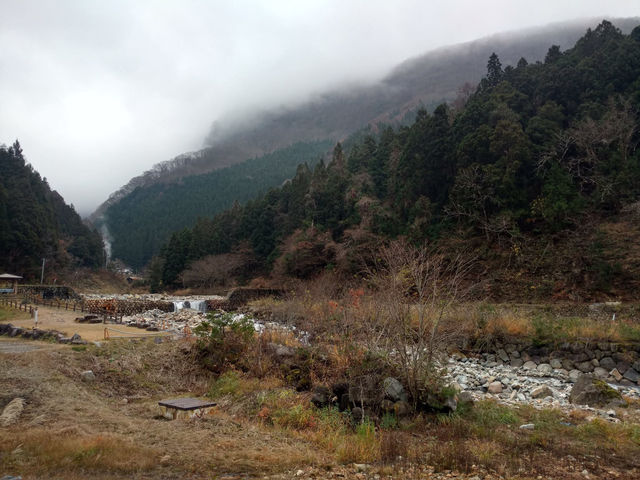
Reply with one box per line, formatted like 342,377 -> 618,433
0,295 -> 124,323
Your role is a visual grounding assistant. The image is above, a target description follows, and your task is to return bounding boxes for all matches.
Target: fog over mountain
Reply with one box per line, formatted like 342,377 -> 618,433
1,1 -> 638,215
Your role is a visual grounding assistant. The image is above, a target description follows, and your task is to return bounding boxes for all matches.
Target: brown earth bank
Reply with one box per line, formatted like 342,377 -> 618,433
0,331 -> 639,480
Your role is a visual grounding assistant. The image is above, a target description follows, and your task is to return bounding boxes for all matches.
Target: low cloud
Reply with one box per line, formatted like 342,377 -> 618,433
1,0 -> 637,215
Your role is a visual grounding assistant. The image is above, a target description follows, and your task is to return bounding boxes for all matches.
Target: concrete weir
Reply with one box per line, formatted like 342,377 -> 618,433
172,300 -> 207,313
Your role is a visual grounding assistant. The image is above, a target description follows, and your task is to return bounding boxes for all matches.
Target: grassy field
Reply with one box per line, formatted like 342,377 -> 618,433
2,300 -> 640,479
0,332 -> 638,479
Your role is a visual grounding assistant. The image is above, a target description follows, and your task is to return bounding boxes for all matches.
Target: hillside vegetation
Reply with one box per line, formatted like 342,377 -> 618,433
95,18 -> 639,271
104,141 -> 332,268
156,21 -> 640,300
0,142 -> 104,278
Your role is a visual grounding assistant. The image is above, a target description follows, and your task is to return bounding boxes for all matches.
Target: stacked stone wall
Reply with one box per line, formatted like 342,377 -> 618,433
477,339 -> 640,386
83,299 -> 174,316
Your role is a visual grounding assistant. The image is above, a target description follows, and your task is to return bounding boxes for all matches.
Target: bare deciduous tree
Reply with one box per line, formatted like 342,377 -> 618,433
364,240 -> 473,406
180,252 -> 251,288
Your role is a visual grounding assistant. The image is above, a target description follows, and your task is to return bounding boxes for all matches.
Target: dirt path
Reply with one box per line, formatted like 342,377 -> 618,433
0,338 -> 60,353
7,305 -> 165,341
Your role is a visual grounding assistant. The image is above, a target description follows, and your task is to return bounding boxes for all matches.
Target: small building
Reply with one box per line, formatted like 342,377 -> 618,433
0,273 -> 22,294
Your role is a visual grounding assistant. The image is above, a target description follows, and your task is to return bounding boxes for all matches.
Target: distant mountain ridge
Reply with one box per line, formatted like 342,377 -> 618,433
92,17 -> 640,269
91,17 -> 640,225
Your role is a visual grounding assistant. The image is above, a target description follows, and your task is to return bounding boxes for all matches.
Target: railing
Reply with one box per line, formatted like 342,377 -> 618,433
0,295 -> 124,323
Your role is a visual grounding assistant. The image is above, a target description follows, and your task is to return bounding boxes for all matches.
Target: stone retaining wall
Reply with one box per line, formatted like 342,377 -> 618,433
478,339 -> 640,386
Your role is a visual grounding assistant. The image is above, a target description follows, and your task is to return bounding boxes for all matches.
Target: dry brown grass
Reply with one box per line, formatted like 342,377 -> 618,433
0,430 -> 158,476
0,339 -> 326,479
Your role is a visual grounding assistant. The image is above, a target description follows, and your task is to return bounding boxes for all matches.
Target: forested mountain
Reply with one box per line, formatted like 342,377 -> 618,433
157,21 -> 640,300
0,142 -> 104,278
103,141 -> 332,268
93,18 -> 639,270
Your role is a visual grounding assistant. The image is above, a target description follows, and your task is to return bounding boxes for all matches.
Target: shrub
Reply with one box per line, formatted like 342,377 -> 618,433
194,312 -> 255,372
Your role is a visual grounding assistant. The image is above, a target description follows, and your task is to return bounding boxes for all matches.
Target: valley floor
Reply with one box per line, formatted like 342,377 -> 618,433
1,303 -> 639,480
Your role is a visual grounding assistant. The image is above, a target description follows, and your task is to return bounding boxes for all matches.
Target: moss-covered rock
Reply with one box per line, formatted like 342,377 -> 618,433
569,375 -> 627,407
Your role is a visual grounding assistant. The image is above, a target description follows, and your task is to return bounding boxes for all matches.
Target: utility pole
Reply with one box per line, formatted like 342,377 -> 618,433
40,258 -> 45,284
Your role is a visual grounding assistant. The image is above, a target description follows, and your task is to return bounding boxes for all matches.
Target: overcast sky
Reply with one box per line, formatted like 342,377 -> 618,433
1,0 -> 638,215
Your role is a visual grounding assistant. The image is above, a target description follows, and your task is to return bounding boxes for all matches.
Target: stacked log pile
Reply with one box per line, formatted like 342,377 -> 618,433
83,298 -> 174,316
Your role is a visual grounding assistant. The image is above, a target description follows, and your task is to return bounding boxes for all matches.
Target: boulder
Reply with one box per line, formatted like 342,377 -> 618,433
568,369 -> 582,382
380,399 -> 395,413
458,391 -> 474,404
593,367 -> 608,378
0,397 -> 25,427
393,401 -> 411,417
510,358 -> 523,368
81,370 -> 96,382
550,358 -> 563,370
530,385 -> 553,399
599,357 -> 616,370
575,361 -> 594,373
487,381 -> 503,394
537,364 -> 553,376
569,375 -> 626,408
623,368 -> 640,384
561,359 -> 574,371
351,407 -> 364,422
522,361 -> 537,370
383,377 -> 408,403
610,368 -> 623,382
497,349 -> 510,362
311,385 -> 333,408
9,327 -> 22,337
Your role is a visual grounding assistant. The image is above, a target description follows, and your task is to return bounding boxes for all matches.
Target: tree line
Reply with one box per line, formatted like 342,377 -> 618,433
155,21 -> 640,289
0,141 -> 104,278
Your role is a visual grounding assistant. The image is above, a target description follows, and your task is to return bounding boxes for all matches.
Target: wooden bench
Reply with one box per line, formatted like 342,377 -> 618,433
158,397 -> 217,420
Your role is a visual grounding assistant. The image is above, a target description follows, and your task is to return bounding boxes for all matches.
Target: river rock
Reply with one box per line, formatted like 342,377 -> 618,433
487,381 -> 503,394
537,363 -> 553,376
531,385 -> 553,399
568,369 -> 582,382
458,391 -> 474,404
576,361 -> 594,373
569,375 -> 626,407
593,367 -> 608,378
497,349 -> 510,362
510,358 -> 523,368
523,361 -> 537,370
623,368 -> 640,383
610,368 -> 623,382
599,357 -> 616,370
550,358 -> 563,369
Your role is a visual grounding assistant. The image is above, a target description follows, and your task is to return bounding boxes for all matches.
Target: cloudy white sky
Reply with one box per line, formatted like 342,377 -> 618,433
1,0 -> 638,215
